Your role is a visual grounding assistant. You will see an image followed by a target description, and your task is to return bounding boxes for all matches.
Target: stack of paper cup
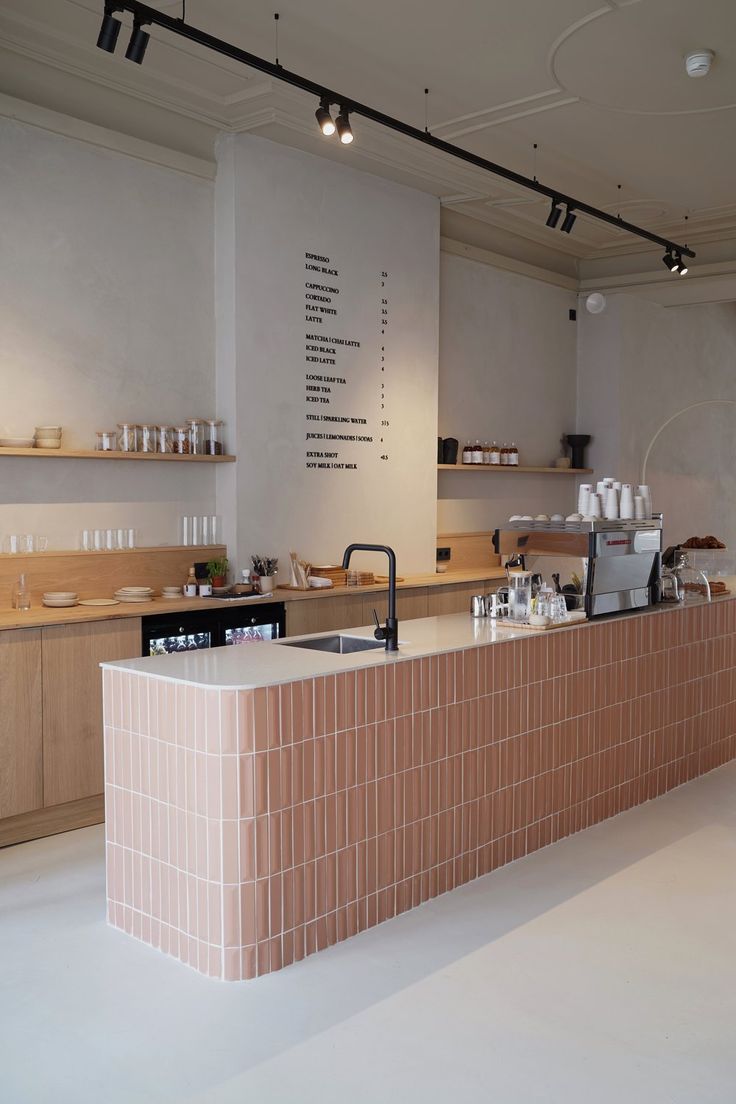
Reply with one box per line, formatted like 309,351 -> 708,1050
596,480 -> 607,498
634,496 -> 645,519
605,487 -> 619,519
620,484 -> 635,519
577,483 -> 592,515
588,493 -> 602,518
638,485 -> 652,518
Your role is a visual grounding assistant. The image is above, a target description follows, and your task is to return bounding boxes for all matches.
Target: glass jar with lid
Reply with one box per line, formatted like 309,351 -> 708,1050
187,418 -> 204,455
204,419 -> 224,456
672,551 -> 711,604
117,423 -> 137,452
172,426 -> 190,455
507,568 -> 533,622
96,429 -> 117,452
157,425 -> 173,454
138,424 -> 157,453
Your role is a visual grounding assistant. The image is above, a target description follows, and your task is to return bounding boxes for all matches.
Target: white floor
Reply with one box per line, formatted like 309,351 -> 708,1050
2,767 -> 736,1104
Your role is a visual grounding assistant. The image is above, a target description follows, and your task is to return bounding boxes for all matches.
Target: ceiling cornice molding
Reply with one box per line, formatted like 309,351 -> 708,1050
0,90 -> 216,179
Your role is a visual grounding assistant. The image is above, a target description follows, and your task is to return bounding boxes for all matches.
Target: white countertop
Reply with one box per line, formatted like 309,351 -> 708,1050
101,611 -> 585,689
102,590 -> 733,691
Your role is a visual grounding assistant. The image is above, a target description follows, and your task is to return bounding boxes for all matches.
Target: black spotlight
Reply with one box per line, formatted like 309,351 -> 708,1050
663,251 -> 678,273
545,199 -> 562,229
676,252 -> 689,276
97,11 -> 121,53
335,105 -> 354,145
125,21 -> 150,64
560,206 -> 577,234
315,99 -> 336,137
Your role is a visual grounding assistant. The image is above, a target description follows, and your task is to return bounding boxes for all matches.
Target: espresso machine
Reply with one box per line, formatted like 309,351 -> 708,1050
493,517 -> 663,618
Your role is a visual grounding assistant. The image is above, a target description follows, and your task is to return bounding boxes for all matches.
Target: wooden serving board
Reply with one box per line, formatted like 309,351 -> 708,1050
503,615 -> 587,631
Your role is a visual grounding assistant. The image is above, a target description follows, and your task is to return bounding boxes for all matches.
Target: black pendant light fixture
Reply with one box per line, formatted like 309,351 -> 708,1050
94,1 -> 695,269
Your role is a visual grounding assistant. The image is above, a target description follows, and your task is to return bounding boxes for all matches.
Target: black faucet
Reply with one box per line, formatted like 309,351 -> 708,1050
342,543 -> 399,652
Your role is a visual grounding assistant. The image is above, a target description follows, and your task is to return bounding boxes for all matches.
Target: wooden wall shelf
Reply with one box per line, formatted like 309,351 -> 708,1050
0,447 -> 235,463
438,464 -> 592,475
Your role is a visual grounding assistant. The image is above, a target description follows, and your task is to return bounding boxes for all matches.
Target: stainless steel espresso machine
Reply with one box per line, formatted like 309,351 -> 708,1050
493,517 -> 663,618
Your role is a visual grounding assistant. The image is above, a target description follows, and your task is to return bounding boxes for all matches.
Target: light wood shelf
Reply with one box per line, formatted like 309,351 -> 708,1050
438,464 -> 592,475
0,447 -> 235,463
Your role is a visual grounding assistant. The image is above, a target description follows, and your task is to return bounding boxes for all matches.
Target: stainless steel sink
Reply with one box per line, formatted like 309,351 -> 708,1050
280,634 -> 385,654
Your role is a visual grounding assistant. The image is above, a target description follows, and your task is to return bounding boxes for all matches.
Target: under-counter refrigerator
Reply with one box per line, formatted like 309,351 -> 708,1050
141,602 -> 286,656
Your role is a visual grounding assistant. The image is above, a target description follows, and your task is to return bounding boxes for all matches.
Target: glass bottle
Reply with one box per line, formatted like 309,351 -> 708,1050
157,425 -> 173,454
462,442 -> 472,464
472,440 -> 483,464
509,442 -> 519,466
490,441 -> 500,465
117,423 -> 137,452
500,442 -> 509,465
95,430 -> 117,452
204,419 -> 224,456
172,426 -> 190,455
139,424 -> 157,453
183,565 -> 198,598
482,441 -> 491,465
12,573 -> 31,611
187,418 -> 204,455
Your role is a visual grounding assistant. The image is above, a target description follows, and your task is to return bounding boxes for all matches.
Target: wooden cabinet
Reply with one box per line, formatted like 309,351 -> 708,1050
285,595 -> 365,638
41,619 -> 141,807
426,581 -> 484,616
364,587 -> 428,626
0,629 -> 43,819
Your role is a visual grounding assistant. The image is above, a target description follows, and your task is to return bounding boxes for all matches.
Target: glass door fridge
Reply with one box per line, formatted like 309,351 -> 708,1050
141,603 -> 286,656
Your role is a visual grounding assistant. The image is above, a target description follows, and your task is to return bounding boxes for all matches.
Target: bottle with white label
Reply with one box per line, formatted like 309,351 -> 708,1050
184,566 -> 198,597
500,442 -> 509,465
472,440 -> 483,464
490,441 -> 501,465
482,441 -> 491,464
509,442 -> 519,466
462,441 -> 472,465
198,579 -> 212,597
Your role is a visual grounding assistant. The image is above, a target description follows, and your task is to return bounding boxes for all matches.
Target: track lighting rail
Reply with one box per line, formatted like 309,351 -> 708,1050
98,0 -> 695,262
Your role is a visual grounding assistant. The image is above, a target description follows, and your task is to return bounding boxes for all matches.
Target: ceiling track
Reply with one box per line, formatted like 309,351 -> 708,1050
103,0 -> 695,260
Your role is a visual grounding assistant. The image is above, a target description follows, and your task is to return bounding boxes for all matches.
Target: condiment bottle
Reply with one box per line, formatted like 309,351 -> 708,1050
490,441 -> 500,465
500,442 -> 509,465
509,442 -> 519,466
462,442 -> 472,464
472,440 -> 483,464
183,566 -> 197,597
482,442 -> 491,465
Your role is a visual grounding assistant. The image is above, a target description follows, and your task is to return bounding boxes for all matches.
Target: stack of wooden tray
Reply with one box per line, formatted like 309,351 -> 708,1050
310,565 -> 348,587
347,570 -> 375,587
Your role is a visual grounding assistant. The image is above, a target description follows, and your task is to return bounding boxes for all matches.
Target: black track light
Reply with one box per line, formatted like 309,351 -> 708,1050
560,206 -> 577,234
676,252 -> 689,276
125,21 -> 150,64
315,99 -> 336,137
663,251 -> 678,273
335,105 -> 354,145
545,199 -> 562,229
97,11 -> 122,53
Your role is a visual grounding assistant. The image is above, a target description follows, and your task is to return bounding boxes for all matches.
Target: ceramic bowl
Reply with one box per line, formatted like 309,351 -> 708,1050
0,437 -> 34,448
43,591 -> 78,599
35,439 -> 62,449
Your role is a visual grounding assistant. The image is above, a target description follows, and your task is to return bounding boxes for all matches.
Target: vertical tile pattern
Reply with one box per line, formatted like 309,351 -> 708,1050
105,601 -> 736,980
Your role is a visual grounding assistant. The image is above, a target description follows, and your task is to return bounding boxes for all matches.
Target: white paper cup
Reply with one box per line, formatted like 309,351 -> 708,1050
634,495 -> 645,520
605,487 -> 619,519
589,493 -> 602,518
620,484 -> 635,519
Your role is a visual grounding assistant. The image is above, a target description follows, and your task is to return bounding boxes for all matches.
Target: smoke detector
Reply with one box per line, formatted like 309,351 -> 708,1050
685,49 -> 715,78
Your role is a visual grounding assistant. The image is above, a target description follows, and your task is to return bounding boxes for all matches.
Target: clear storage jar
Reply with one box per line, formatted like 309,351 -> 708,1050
507,568 -> 533,622
157,425 -> 173,454
139,424 -> 157,453
172,426 -> 190,455
205,419 -> 224,456
96,429 -> 117,452
187,418 -> 204,455
117,423 -> 137,452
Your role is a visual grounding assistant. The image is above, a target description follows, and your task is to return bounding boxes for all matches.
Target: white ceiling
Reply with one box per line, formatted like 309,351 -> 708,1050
2,0 -> 736,271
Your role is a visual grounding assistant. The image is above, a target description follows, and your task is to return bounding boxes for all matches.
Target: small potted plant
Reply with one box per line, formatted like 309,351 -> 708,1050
207,556 -> 229,588
251,554 -> 278,595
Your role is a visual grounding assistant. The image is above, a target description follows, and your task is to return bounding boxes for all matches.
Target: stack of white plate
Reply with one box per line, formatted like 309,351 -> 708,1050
43,591 -> 78,607
114,586 -> 154,603
161,586 -> 184,599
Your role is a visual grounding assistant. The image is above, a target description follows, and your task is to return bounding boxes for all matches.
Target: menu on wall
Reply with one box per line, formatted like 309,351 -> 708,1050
303,250 -> 390,473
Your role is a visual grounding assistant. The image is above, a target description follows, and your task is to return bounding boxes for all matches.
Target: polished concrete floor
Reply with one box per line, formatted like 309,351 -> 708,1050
2,763 -> 735,1104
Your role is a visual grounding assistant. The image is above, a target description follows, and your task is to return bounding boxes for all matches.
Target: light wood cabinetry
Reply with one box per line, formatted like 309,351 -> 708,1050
0,629 -> 43,819
285,595 -> 365,637
41,619 -> 141,807
365,588 -> 429,625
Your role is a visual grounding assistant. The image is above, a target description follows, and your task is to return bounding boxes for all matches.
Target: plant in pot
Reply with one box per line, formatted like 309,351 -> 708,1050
207,557 -> 229,588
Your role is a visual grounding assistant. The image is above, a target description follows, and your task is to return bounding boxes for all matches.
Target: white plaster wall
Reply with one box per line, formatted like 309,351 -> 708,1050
578,295 -> 736,549
437,253 -> 578,533
216,134 -> 439,578
0,118 -> 215,549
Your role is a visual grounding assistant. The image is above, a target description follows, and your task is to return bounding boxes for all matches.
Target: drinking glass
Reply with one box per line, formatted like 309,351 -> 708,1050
93,529 -> 104,552
80,529 -> 92,551
126,528 -> 136,550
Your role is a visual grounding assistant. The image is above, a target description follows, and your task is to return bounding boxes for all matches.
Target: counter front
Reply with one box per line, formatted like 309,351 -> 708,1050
102,598 -> 736,980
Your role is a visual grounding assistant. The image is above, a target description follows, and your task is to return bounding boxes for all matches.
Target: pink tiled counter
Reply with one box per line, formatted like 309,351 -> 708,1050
103,600 -> 736,980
